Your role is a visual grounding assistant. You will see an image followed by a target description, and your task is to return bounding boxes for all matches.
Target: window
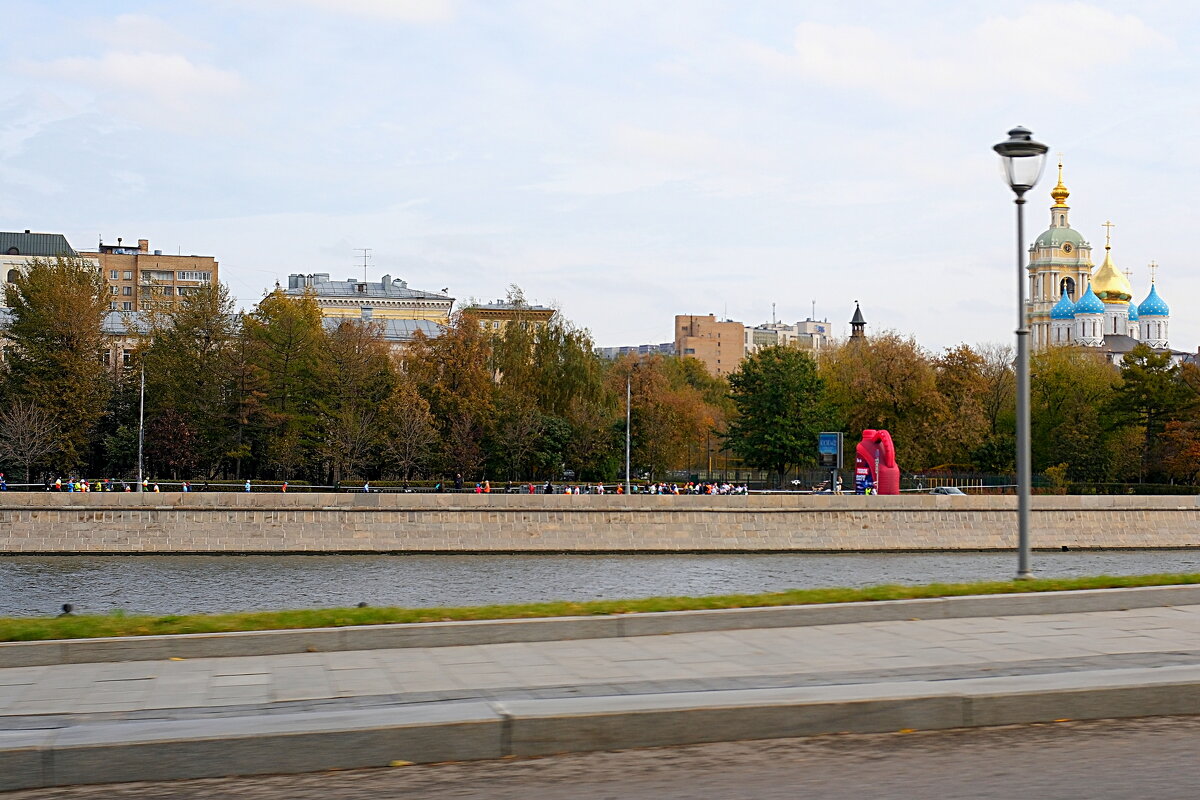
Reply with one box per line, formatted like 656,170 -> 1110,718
179,271 -> 211,282
144,270 -> 174,282
122,349 -> 132,367
5,269 -> 18,284
140,286 -> 151,296
361,307 -> 373,319
122,286 -> 132,296
110,270 -> 119,280
110,286 -> 118,295
109,302 -> 118,310
122,302 -> 132,311
122,271 -> 133,280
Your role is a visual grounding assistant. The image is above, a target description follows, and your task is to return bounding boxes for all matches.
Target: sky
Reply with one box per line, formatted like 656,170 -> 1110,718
2,0 -> 1197,352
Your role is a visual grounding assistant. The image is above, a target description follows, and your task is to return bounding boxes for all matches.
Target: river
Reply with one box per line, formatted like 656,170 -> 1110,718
3,551 -> 1199,616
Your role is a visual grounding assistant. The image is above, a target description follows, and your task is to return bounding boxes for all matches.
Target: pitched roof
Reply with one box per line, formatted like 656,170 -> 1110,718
0,231 -> 77,257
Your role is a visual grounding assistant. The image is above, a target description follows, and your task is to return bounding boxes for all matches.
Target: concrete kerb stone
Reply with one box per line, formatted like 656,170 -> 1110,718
6,666 -> 1200,790
6,584 -> 1200,668
5,702 -> 504,791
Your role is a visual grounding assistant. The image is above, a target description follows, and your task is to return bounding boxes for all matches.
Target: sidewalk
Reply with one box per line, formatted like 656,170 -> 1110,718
4,598 -> 1200,790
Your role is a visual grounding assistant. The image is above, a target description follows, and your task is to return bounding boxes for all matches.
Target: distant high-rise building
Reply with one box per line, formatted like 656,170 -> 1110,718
675,314 -> 745,377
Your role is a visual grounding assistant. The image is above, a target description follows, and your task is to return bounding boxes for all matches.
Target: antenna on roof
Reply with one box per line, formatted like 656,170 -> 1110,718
354,248 -> 372,282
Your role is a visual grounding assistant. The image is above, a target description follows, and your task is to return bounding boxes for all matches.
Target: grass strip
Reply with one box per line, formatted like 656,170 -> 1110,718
2,572 -> 1199,643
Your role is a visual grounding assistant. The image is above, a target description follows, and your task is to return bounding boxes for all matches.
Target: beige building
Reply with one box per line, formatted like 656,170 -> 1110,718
82,238 -> 219,312
462,300 -> 555,333
674,314 -> 745,377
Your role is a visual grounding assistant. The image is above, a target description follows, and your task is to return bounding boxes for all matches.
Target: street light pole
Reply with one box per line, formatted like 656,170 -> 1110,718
625,372 -> 632,495
993,126 -> 1049,581
137,364 -> 145,492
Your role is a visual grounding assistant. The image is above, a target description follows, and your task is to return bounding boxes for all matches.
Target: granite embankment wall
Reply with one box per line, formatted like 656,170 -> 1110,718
1,493 -> 1199,553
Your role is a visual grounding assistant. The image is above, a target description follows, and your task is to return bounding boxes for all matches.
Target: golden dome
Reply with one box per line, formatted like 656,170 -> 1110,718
1050,158 -> 1070,208
1091,223 -> 1132,303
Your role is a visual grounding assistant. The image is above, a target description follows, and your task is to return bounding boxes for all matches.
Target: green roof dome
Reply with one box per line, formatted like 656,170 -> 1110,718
1033,227 -> 1086,248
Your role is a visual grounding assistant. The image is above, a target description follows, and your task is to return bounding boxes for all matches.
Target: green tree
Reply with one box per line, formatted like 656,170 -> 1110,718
726,346 -> 831,485
242,289 -> 329,479
1108,344 -> 1197,480
1029,346 -> 1119,478
318,320 -> 394,483
2,256 -> 112,471
141,283 -> 240,477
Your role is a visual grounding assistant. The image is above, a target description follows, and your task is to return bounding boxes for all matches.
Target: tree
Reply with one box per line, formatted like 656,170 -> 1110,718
2,256 -> 112,471
378,378 -> 440,481
318,320 -> 394,483
0,399 -> 59,481
141,283 -> 240,477
1108,344 -> 1197,480
1029,346 -> 1119,477
821,333 -> 946,470
242,289 -> 328,478
726,346 -> 831,485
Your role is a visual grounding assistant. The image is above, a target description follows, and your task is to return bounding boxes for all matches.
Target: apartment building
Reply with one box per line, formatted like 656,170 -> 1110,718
84,238 -> 218,312
674,314 -> 746,377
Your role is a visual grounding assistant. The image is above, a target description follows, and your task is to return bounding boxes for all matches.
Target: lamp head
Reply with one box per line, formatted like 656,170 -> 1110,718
993,126 -> 1049,195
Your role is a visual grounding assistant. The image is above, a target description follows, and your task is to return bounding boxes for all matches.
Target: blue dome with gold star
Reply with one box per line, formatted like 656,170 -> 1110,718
1127,301 -> 1139,322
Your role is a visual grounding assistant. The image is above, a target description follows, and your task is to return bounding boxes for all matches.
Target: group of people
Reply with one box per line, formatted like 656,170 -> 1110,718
51,477 -> 138,492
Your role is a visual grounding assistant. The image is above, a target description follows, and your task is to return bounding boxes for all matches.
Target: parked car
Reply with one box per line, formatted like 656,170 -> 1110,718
929,486 -> 967,495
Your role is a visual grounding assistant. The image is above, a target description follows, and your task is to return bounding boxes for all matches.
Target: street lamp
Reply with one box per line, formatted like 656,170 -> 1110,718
625,366 -> 633,495
993,125 -> 1049,580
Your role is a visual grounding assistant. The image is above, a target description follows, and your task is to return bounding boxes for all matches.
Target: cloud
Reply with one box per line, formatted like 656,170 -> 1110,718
534,124 -> 778,197
268,0 -> 455,22
27,52 -> 243,116
94,14 -> 208,53
743,2 -> 1168,105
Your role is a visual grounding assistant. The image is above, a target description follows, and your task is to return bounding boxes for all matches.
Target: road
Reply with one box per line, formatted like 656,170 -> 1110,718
9,716 -> 1200,800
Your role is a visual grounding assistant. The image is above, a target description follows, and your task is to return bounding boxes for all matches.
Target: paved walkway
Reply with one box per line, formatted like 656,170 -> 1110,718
3,604 -> 1200,724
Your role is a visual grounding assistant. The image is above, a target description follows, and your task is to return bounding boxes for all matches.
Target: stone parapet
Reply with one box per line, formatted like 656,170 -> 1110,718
0,493 -> 1197,553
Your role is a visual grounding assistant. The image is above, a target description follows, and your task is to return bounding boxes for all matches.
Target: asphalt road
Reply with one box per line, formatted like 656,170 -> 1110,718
11,716 -> 1200,800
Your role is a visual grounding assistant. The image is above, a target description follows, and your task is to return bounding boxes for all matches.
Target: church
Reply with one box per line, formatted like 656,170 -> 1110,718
1026,161 -> 1184,364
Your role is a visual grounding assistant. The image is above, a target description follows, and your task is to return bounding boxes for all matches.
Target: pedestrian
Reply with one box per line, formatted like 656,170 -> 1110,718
142,477 -> 149,492
182,481 -> 190,492
281,481 -> 288,493
483,479 -> 491,494
54,476 -> 62,491
244,479 -> 251,493
152,483 -> 160,492
363,481 -> 370,493
454,473 -> 464,491
0,473 -> 7,491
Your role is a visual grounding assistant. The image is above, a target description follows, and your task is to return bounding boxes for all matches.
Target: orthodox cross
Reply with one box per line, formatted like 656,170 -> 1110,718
1148,260 -> 1159,284
1102,220 -> 1115,247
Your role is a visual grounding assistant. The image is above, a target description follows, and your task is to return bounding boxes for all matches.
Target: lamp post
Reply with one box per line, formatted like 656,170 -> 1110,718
624,368 -> 632,495
136,364 -> 145,492
993,126 -> 1049,580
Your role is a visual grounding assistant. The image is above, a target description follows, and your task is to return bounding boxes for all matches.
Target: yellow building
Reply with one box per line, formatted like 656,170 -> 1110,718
462,300 -> 555,333
82,237 -> 219,312
285,273 -> 454,323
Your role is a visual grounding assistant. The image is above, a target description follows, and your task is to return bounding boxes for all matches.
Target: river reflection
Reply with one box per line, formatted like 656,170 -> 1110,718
3,551 -> 1200,616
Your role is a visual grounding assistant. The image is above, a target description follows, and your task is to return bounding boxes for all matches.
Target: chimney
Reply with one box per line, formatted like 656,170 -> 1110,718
381,274 -> 391,288
138,239 -> 149,253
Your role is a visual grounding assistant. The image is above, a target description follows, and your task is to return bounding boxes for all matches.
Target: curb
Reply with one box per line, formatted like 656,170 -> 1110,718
4,584 -> 1200,668
3,664 -> 1200,790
